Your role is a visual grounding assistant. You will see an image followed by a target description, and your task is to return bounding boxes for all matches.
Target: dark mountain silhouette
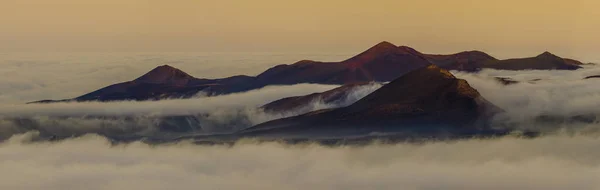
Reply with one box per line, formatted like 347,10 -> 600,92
134,65 -> 199,85
30,41 -> 432,103
478,52 -> 582,70
424,51 -> 498,72
30,42 -> 585,103
253,41 -> 431,85
261,82 -> 375,113
30,65 -> 253,103
241,65 -> 503,138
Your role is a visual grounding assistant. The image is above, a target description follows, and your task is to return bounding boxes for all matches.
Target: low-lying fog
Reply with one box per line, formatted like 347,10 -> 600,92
2,133 -> 600,190
2,64 -> 600,138
2,54 -> 600,189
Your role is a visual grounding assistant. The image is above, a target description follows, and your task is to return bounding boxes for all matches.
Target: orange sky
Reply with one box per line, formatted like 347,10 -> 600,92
1,0 -> 598,61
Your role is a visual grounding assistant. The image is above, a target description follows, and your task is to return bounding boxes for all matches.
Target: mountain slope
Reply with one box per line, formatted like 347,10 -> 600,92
242,65 -> 502,138
261,82 -> 379,113
252,41 -> 431,86
425,51 -> 498,72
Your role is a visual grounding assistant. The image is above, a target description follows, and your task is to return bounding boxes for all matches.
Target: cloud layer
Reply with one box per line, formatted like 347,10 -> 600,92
3,61 -> 600,140
2,133 -> 600,190
452,66 -> 600,125
0,82 -> 383,140
2,54 -> 600,189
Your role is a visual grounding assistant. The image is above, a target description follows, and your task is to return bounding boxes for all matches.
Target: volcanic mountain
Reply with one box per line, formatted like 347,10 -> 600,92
30,41 -> 585,103
424,51 -> 498,72
241,65 -> 503,138
30,65 -> 253,103
252,41 -> 431,85
30,41 -> 432,103
477,52 -> 582,70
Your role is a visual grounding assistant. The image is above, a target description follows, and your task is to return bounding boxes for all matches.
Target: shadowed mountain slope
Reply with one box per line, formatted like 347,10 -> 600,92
261,82 -> 377,113
242,65 -> 503,138
424,51 -> 498,72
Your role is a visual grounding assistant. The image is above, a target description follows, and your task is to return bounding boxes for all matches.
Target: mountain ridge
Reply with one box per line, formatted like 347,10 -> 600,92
30,41 -> 584,103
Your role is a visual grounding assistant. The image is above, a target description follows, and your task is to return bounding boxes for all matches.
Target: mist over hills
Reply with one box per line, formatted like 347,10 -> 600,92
1,41 -> 597,143
30,41 -> 583,104
242,65 -> 504,140
1,64 -> 569,143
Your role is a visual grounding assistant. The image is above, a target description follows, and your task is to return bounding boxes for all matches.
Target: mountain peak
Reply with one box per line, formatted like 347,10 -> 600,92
134,65 -> 196,85
537,51 -> 559,59
245,64 -> 501,135
358,41 -> 400,55
346,64 -> 468,112
373,41 -> 398,49
344,42 -> 426,63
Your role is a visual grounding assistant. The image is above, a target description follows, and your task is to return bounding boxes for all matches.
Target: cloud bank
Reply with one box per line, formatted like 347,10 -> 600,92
3,64 -> 600,140
462,67 -> 600,121
3,55 -> 600,190
0,82 -> 383,140
2,133 -> 600,190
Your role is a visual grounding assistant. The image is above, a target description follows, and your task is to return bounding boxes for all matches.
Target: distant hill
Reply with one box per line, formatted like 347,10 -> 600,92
478,52 -> 582,70
29,65 -> 254,103
424,51 -> 498,72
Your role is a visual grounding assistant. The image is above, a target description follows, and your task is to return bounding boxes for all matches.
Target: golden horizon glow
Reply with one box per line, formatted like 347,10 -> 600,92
1,0 -> 599,62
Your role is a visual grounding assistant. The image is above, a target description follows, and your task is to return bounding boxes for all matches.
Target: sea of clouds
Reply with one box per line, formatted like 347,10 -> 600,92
454,66 -> 600,131
2,133 -> 600,190
2,63 -> 600,139
2,53 -> 600,189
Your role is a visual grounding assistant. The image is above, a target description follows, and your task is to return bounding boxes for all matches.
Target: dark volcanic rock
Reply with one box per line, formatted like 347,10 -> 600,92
242,65 -> 503,138
478,52 -> 582,71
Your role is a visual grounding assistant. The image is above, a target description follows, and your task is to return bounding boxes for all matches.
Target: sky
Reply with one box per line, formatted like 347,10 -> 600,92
0,0 -> 599,62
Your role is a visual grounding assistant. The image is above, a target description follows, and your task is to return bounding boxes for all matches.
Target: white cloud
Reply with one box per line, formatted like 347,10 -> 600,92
0,83 -> 382,139
2,133 -> 600,190
452,65 -> 600,125
3,54 -> 600,190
